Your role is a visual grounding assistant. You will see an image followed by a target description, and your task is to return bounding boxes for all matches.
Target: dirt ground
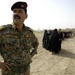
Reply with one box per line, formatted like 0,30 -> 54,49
0,31 -> 75,75
30,32 -> 75,75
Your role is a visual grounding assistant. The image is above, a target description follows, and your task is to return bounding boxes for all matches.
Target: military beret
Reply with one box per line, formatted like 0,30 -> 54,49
11,1 -> 28,11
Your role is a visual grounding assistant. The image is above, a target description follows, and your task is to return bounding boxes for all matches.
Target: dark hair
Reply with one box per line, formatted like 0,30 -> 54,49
24,8 -> 27,14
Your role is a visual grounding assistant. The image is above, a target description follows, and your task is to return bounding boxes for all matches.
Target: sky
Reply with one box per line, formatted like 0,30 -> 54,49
0,0 -> 75,30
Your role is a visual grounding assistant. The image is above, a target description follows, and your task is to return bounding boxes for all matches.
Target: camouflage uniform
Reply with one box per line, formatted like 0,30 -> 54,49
0,24 -> 39,75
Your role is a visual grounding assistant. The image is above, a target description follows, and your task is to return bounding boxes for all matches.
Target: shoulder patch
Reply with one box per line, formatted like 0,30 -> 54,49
28,27 -> 33,31
0,25 -> 4,30
0,24 -> 12,31
26,26 -> 33,32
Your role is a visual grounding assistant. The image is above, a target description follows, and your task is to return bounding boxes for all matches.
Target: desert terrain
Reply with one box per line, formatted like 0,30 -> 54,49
0,31 -> 75,75
30,31 -> 75,75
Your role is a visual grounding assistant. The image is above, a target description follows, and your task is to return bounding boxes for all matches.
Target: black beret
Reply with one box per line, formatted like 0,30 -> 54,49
11,1 -> 28,11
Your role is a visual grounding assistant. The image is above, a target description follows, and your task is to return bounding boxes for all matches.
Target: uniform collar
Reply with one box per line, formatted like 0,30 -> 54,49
12,23 -> 26,31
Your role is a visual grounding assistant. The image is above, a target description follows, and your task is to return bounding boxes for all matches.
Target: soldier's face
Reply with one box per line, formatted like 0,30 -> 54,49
12,8 -> 27,24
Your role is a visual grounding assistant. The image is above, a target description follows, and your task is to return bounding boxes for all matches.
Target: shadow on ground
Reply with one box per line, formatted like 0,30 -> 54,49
56,49 -> 75,59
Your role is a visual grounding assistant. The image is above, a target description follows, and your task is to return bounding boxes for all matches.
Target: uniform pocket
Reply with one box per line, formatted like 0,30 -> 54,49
2,35 -> 19,51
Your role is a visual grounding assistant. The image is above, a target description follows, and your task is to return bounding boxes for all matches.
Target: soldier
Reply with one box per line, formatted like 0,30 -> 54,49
0,1 -> 39,75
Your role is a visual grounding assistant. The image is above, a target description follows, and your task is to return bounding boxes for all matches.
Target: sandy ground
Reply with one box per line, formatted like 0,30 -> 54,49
30,32 -> 75,75
0,32 -> 75,75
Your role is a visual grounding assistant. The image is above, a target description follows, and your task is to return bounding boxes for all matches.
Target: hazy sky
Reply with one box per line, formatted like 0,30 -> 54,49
0,0 -> 75,30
